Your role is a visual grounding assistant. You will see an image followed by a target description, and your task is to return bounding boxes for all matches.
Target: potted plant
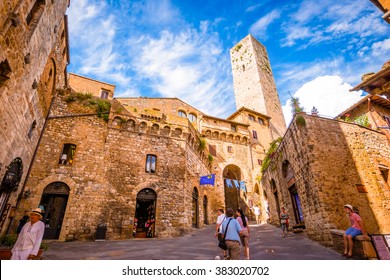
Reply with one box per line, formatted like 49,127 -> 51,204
0,234 -> 48,260
0,234 -> 17,260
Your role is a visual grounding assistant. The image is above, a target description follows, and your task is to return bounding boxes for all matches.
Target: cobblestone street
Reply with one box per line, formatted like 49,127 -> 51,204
42,223 -> 343,260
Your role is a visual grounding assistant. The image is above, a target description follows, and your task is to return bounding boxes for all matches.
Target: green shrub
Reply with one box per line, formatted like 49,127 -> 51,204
0,234 -> 17,248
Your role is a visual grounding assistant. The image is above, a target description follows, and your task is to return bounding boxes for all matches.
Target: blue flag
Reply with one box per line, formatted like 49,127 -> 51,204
240,181 -> 247,193
233,180 -> 240,189
200,174 -> 215,186
225,179 -> 233,188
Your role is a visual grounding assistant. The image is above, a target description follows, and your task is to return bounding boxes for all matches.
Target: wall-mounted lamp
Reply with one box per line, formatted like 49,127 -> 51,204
23,189 -> 31,199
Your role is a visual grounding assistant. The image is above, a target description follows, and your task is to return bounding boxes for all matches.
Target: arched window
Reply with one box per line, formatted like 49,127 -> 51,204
248,115 -> 255,121
258,118 -> 264,125
188,113 -> 197,122
178,110 -> 187,118
145,154 -> 157,173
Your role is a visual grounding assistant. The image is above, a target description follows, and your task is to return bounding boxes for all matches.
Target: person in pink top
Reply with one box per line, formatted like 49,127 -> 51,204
236,208 -> 250,260
342,204 -> 368,258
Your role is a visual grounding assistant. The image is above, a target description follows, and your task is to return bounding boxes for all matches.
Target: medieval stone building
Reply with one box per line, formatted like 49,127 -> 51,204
3,34 -> 285,241
261,61 -> 390,246
0,0 -> 70,234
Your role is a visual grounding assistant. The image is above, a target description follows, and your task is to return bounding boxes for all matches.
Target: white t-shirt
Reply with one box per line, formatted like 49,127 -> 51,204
253,206 -> 260,215
216,214 -> 226,233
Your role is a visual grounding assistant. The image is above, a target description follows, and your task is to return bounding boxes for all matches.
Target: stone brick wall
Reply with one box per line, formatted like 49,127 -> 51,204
14,93 -> 223,240
0,0 -> 69,234
68,73 -> 115,100
262,113 -> 390,246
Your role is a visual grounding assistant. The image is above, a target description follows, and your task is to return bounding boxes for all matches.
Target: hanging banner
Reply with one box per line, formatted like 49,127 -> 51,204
225,178 -> 233,188
240,181 -> 247,193
233,180 -> 240,189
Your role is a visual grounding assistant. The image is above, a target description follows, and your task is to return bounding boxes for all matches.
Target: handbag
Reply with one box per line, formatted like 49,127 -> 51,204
218,218 -> 232,250
362,240 -> 377,259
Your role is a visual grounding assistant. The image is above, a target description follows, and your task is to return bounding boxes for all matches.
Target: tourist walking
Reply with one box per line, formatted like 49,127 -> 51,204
215,208 -> 228,259
220,208 -> 242,260
342,204 -> 368,258
253,205 -> 261,225
236,208 -> 250,259
280,207 -> 290,238
11,208 -> 45,260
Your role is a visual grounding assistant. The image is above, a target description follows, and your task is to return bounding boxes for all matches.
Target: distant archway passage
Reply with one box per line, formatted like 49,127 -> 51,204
39,182 -> 70,240
223,164 -> 242,211
134,188 -> 157,238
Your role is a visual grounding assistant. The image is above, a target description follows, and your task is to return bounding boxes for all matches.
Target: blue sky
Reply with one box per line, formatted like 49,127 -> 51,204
67,0 -> 390,124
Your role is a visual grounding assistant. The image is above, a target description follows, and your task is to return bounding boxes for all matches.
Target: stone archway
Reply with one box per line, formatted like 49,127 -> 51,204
223,164 -> 242,210
134,188 -> 157,238
37,57 -> 56,116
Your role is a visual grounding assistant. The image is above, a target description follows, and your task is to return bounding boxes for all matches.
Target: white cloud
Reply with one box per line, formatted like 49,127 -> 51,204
280,0 -> 387,48
249,10 -> 281,39
127,28 -> 235,117
67,1 -> 131,85
282,76 -> 363,125
133,0 -> 181,26
372,39 -> 390,57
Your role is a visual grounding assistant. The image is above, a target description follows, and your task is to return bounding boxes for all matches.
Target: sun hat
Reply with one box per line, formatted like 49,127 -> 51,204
343,204 -> 353,211
30,208 -> 43,218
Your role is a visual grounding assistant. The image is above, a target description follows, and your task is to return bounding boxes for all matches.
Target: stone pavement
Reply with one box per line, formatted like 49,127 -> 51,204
42,223 -> 343,260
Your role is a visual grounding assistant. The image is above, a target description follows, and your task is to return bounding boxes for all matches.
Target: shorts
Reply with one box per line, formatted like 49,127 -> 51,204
240,230 -> 249,247
345,227 -> 362,238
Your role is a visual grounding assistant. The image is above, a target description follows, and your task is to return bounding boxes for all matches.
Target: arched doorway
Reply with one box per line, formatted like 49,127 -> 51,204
192,187 -> 199,228
134,188 -> 156,238
39,182 -> 70,239
223,164 -> 241,210
0,158 -> 23,231
203,195 -> 208,225
282,160 -> 304,225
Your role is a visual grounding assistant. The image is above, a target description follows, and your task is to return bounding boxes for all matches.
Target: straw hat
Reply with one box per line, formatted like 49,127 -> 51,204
30,208 -> 43,218
343,204 -> 353,212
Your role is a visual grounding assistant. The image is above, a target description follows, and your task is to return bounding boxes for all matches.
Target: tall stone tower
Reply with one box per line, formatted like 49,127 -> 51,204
230,34 -> 286,138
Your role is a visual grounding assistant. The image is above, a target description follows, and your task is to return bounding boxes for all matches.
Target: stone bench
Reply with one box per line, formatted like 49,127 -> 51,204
330,229 -> 377,259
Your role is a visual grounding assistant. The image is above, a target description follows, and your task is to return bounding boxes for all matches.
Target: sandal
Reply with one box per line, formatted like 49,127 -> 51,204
342,253 -> 348,257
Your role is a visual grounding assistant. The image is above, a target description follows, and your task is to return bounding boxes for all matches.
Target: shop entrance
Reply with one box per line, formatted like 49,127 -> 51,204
289,185 -> 304,224
134,188 -> 156,238
39,182 -> 69,239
